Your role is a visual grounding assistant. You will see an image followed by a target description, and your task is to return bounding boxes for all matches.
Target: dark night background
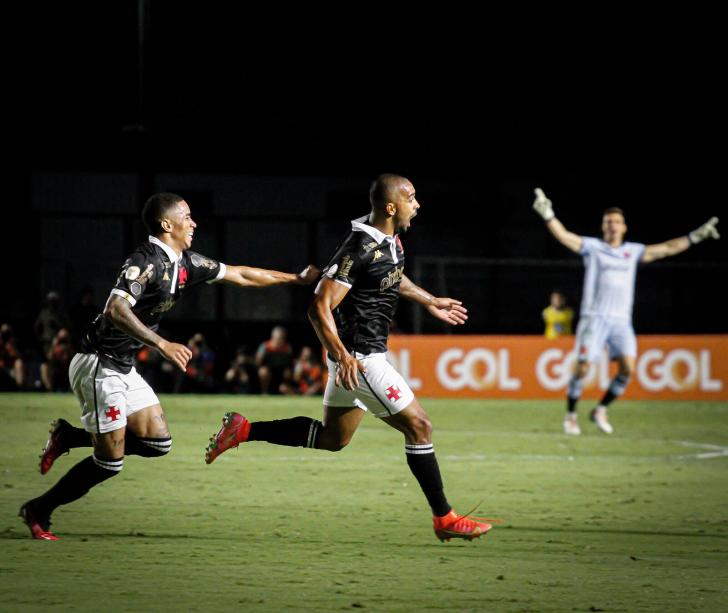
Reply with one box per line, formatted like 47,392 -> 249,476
3,4 -> 725,376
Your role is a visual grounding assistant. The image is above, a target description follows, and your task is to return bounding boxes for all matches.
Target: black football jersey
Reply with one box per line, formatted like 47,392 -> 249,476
80,237 -> 224,373
323,216 -> 405,354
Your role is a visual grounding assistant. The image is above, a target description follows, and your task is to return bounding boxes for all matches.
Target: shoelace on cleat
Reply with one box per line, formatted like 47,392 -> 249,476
453,501 -> 505,528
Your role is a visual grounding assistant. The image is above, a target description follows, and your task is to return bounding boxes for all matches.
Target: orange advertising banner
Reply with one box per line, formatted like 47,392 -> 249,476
385,335 -> 728,400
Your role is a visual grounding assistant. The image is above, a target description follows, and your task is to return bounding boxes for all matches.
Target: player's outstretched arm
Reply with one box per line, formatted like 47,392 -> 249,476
400,275 -> 468,326
104,294 -> 191,371
532,187 -> 583,253
221,264 -> 320,288
642,217 -> 720,263
307,278 -> 365,391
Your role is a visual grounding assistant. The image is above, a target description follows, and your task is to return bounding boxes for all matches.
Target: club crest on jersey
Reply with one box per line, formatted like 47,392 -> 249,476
178,267 -> 188,287
380,266 -> 404,291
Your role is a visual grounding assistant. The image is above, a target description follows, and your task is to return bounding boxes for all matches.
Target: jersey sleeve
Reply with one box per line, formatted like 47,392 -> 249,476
630,242 -> 646,261
184,251 -> 226,287
322,234 -> 364,288
579,236 -> 600,255
111,251 -> 158,307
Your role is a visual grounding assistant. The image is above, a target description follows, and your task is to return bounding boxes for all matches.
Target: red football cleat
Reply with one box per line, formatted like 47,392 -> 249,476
39,419 -> 71,475
19,503 -> 58,541
205,412 -> 251,464
433,509 -> 493,542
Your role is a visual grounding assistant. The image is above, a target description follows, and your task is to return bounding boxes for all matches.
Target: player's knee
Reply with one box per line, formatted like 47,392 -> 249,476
322,435 -> 351,452
407,415 -> 432,444
92,454 -> 124,477
316,426 -> 352,452
574,362 -> 589,379
619,364 -> 634,378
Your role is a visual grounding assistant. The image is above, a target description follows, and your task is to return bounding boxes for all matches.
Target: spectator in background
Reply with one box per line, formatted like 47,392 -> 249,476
255,325 -> 294,395
174,332 -> 216,393
134,327 -> 177,394
70,286 -> 100,343
40,327 -> 74,392
284,345 -> 323,396
224,345 -> 255,394
34,291 -> 71,356
542,290 -> 574,339
0,323 -> 25,390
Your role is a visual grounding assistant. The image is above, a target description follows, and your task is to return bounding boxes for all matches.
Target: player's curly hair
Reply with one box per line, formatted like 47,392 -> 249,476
142,192 -> 185,235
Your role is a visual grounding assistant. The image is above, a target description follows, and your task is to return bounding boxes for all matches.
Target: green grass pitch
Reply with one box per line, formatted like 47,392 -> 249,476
1,393 -> 727,612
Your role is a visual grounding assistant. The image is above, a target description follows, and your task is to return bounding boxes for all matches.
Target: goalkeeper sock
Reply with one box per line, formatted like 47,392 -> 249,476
567,376 -> 583,413
599,373 -> 630,407
249,417 -> 322,448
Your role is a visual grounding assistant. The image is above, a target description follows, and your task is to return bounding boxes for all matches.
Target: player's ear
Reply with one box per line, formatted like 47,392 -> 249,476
385,201 -> 396,216
160,217 -> 173,233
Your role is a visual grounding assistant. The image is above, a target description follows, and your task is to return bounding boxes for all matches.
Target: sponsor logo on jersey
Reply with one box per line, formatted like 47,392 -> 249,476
373,250 -> 383,261
380,266 -> 404,291
339,255 -> 354,278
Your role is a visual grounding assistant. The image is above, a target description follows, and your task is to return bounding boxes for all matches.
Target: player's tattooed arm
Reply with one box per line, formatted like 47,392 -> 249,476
400,275 -> 468,326
307,278 -> 365,390
221,264 -> 320,288
104,295 -> 191,371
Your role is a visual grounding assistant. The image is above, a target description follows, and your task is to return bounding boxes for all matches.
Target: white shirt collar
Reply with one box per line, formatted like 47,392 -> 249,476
350,216 -> 399,264
149,235 -> 182,262
350,216 -> 396,244
149,235 -> 181,294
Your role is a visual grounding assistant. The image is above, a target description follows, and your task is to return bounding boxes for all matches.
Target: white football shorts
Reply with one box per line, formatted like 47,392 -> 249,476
69,353 -> 160,434
574,316 -> 637,363
324,352 -> 415,418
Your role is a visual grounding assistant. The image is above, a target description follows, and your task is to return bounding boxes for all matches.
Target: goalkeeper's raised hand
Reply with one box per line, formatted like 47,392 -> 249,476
689,217 -> 720,244
532,187 -> 554,221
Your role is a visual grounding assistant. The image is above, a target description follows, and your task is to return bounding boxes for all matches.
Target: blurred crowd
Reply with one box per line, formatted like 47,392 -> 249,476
1,290 -> 323,396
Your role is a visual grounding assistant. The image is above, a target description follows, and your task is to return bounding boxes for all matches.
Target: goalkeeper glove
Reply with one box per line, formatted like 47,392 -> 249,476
688,217 -> 720,244
532,187 -> 554,221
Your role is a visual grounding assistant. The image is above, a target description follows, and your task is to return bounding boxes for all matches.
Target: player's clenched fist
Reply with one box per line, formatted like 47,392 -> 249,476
532,187 -> 555,222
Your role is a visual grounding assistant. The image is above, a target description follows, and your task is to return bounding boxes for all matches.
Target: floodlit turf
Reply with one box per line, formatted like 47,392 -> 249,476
1,393 -> 727,612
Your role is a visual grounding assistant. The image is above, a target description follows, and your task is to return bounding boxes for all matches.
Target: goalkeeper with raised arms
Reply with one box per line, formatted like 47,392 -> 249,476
532,187 -> 719,435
